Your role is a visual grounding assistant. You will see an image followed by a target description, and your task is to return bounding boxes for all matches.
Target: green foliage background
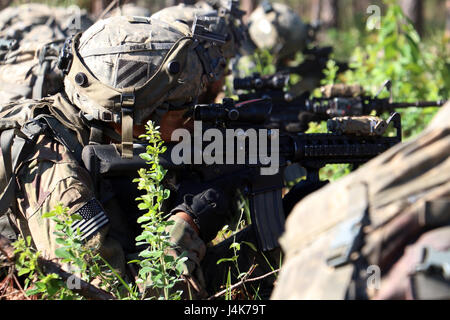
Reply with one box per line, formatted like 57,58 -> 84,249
235,0 -> 449,181
329,0 -> 449,139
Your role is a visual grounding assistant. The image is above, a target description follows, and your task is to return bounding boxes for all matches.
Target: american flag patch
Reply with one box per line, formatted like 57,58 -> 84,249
114,58 -> 150,89
72,199 -> 109,241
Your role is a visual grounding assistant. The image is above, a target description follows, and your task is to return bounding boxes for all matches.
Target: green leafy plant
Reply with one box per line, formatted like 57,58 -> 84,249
12,122 -> 187,300
132,121 -> 187,300
12,235 -> 70,299
13,204 -> 136,300
44,204 -> 135,299
215,209 -> 278,300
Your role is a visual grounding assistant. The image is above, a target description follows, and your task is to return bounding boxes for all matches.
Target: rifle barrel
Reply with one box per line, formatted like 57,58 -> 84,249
387,100 -> 447,109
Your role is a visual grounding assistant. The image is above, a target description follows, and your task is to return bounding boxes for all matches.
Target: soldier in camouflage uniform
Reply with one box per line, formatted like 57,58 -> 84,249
151,0 -> 248,103
0,14 -> 278,299
0,3 -> 93,104
244,1 -> 332,98
247,1 -> 308,68
271,101 -> 450,300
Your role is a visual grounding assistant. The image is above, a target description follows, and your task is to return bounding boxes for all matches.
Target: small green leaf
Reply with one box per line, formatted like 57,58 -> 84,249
17,268 -> 31,276
229,242 -> 240,251
55,238 -> 68,246
216,256 -> 238,265
42,212 -> 55,219
242,241 -> 257,252
54,247 -> 74,260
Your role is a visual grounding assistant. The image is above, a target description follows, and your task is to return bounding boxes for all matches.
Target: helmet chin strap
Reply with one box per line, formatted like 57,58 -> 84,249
120,91 -> 135,159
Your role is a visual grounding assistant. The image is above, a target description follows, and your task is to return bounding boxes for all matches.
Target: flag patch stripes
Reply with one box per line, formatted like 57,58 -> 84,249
114,59 -> 149,89
72,199 -> 109,241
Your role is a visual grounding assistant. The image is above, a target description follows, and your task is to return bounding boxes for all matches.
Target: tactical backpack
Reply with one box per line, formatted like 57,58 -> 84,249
0,4 -> 92,238
0,95 -> 88,241
271,102 -> 450,300
0,3 -> 93,104
0,99 -> 45,240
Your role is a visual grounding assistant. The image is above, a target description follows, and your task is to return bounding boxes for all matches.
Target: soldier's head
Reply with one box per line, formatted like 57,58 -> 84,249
247,1 -> 308,67
60,15 -> 224,153
151,1 -> 247,102
152,1 -> 246,60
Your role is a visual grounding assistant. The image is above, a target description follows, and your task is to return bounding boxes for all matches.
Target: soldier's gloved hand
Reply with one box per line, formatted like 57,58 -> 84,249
171,169 -> 254,243
170,186 -> 232,243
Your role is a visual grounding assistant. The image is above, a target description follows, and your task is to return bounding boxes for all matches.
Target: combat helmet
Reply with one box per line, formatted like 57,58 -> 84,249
60,15 -> 224,158
248,1 -> 308,64
151,0 -> 247,60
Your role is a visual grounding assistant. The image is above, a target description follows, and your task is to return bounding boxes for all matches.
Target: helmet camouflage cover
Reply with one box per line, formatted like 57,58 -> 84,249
151,0 -> 247,60
248,1 -> 308,63
63,15 -> 224,157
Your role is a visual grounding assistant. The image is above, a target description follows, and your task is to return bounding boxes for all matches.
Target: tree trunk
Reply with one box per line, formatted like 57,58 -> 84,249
241,0 -> 258,24
321,0 -> 339,28
91,0 -> 117,18
352,0 -> 371,13
400,0 -> 424,36
311,0 -> 321,24
0,0 -> 12,11
311,0 -> 339,29
446,0 -> 450,38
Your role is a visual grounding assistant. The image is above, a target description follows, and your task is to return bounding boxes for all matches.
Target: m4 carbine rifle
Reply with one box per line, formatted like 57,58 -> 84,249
232,80 -> 446,133
308,80 -> 447,117
172,101 -> 403,251
234,46 -> 350,104
81,97 -> 404,253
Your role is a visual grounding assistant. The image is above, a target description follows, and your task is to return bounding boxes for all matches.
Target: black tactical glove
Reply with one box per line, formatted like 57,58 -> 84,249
170,169 -> 254,243
171,186 -> 232,243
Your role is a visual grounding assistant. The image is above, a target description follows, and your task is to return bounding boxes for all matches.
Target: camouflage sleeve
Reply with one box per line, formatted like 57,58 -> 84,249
14,134 -> 125,274
166,215 -> 208,298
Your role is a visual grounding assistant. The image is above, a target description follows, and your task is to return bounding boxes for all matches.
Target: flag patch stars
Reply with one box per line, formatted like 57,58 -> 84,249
71,199 -> 109,241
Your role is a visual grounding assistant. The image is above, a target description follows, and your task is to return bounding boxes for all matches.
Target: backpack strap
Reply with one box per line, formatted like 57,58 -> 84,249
0,118 -> 27,240
33,115 -> 83,163
32,40 -> 64,100
0,115 -> 83,217
32,60 -> 50,100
